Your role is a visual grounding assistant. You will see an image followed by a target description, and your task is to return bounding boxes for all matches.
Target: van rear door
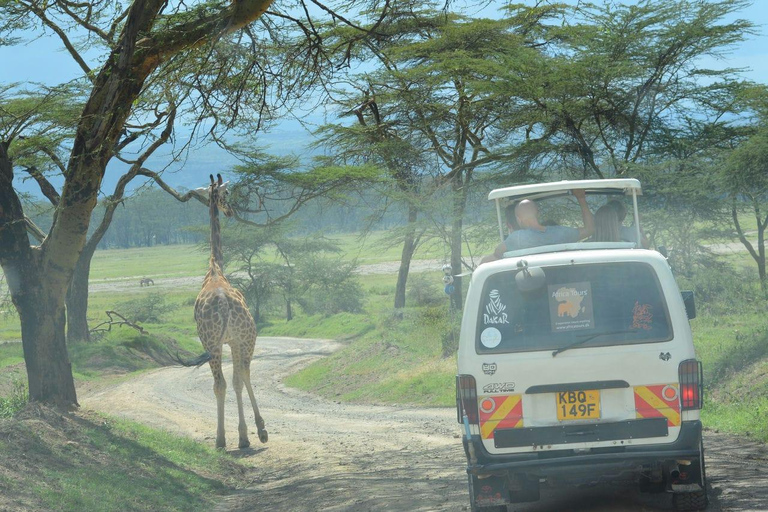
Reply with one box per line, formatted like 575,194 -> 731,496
473,261 -> 682,453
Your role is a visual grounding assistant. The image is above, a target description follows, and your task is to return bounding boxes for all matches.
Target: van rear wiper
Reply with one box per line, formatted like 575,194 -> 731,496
551,329 -> 638,357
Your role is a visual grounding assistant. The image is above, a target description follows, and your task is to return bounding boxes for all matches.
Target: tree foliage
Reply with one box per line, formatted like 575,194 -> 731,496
0,0 -> 391,406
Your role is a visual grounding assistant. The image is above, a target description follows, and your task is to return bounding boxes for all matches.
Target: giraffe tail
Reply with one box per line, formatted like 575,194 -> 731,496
169,350 -> 213,368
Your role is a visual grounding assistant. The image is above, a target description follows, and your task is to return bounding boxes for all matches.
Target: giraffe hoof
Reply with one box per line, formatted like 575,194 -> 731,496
258,430 -> 268,443
239,439 -> 250,449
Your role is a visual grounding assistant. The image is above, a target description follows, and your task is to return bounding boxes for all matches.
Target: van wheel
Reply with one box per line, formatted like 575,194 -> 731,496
468,475 -> 508,512
672,441 -> 708,511
673,491 -> 708,511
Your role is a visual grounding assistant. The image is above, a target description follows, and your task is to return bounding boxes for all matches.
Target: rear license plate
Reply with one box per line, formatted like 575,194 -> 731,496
556,390 -> 600,420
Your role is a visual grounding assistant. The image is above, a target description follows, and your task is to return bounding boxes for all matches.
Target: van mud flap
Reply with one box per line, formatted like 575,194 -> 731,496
470,474 -> 510,507
470,473 -> 540,505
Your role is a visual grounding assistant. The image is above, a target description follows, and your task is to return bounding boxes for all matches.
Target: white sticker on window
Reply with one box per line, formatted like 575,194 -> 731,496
484,289 -> 509,325
480,327 -> 502,348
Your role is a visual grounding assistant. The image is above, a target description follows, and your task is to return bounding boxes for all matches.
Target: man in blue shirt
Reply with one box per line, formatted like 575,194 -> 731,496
481,189 -> 594,263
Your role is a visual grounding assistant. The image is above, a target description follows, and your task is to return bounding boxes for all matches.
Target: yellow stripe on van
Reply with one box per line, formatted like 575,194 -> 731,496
635,385 -> 681,427
480,395 -> 523,439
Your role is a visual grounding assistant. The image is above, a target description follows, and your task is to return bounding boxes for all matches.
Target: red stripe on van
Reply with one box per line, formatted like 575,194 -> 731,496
479,395 -> 523,439
634,384 -> 681,427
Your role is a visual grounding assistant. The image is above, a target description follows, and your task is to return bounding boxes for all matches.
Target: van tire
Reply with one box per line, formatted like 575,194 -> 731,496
672,491 -> 708,511
672,441 -> 708,511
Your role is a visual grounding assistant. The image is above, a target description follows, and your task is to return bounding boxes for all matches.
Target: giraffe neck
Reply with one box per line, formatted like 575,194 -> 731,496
210,200 -> 224,271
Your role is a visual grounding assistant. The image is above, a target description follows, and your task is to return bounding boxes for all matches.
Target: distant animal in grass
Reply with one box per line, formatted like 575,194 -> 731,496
140,278 -> 154,287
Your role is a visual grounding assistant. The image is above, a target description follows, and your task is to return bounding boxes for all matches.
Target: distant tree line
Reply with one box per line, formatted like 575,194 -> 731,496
21,184 -> 481,249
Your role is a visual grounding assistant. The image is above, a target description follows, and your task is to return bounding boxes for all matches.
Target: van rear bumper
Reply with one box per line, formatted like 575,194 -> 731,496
465,421 -> 702,476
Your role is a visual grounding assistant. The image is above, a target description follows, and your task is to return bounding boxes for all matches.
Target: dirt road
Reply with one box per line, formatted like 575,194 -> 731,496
79,337 -> 768,512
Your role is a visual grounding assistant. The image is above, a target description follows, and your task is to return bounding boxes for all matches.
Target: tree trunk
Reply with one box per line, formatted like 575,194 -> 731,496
286,299 -> 293,321
450,213 -> 464,310
17,275 -> 79,407
449,179 -> 466,311
394,205 -> 419,309
66,250 -> 94,343
1,143 -> 76,405
758,224 -> 766,297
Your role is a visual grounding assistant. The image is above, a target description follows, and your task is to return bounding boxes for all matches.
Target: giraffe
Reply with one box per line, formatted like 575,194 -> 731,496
179,173 -> 267,449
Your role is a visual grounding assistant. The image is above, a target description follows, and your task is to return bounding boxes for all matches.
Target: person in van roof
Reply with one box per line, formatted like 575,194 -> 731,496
481,189 -> 594,263
605,200 -> 650,248
592,202 -> 622,242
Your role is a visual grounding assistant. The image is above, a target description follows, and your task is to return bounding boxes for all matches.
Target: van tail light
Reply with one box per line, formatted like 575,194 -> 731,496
456,375 -> 479,424
679,359 -> 704,411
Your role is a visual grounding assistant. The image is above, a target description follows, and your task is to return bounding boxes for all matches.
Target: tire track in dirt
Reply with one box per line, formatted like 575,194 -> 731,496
79,337 -> 768,511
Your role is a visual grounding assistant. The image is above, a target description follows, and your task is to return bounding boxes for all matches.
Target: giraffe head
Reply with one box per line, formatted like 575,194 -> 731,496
209,174 -> 234,218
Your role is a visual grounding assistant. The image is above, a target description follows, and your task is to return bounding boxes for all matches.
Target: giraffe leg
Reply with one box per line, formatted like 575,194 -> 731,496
209,354 -> 227,449
240,358 -> 268,443
231,351 -> 250,449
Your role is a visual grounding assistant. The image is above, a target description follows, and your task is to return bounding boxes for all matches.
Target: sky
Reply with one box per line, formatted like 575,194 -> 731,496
4,2 -> 768,85
3,0 -> 768,194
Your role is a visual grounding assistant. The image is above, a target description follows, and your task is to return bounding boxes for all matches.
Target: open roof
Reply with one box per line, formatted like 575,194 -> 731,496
488,179 -> 642,202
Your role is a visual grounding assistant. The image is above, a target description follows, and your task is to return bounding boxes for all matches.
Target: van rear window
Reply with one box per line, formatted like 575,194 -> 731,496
476,262 -> 672,354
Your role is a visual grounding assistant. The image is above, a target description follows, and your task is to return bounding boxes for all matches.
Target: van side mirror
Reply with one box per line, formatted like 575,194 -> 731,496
681,291 -> 696,319
657,246 -> 669,258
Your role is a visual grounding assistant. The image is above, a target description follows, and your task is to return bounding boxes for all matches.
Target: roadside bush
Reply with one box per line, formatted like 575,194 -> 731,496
677,265 -> 761,315
706,324 -> 768,386
413,305 -> 459,357
116,293 -> 179,323
298,280 -> 365,316
296,257 -> 364,316
406,273 -> 443,306
0,380 -> 27,418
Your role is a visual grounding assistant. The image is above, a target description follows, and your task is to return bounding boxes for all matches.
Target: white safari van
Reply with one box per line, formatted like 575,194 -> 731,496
456,180 -> 706,511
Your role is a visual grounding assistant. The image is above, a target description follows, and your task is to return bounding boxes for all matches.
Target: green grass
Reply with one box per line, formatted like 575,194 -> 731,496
0,343 -> 23,368
0,380 -> 26,418
689,305 -> 768,441
284,305 -> 459,407
0,407 -> 247,512
90,244 -> 209,280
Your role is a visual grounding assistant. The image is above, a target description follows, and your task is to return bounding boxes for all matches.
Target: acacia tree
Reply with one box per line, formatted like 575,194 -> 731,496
313,94 -> 428,310
66,105 -> 176,342
320,3 -> 561,309
724,133 -> 768,294
0,0 -> 388,407
518,0 -> 754,178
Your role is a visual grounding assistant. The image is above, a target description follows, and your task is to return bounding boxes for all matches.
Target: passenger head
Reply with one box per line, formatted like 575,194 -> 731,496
515,199 -> 539,228
606,200 -> 627,223
505,203 -> 520,232
593,203 -> 621,242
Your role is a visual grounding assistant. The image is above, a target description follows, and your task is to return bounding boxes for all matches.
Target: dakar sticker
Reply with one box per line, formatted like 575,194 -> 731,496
483,382 -> 516,394
480,327 -> 502,349
482,363 -> 498,375
548,282 -> 594,332
484,289 -> 509,325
